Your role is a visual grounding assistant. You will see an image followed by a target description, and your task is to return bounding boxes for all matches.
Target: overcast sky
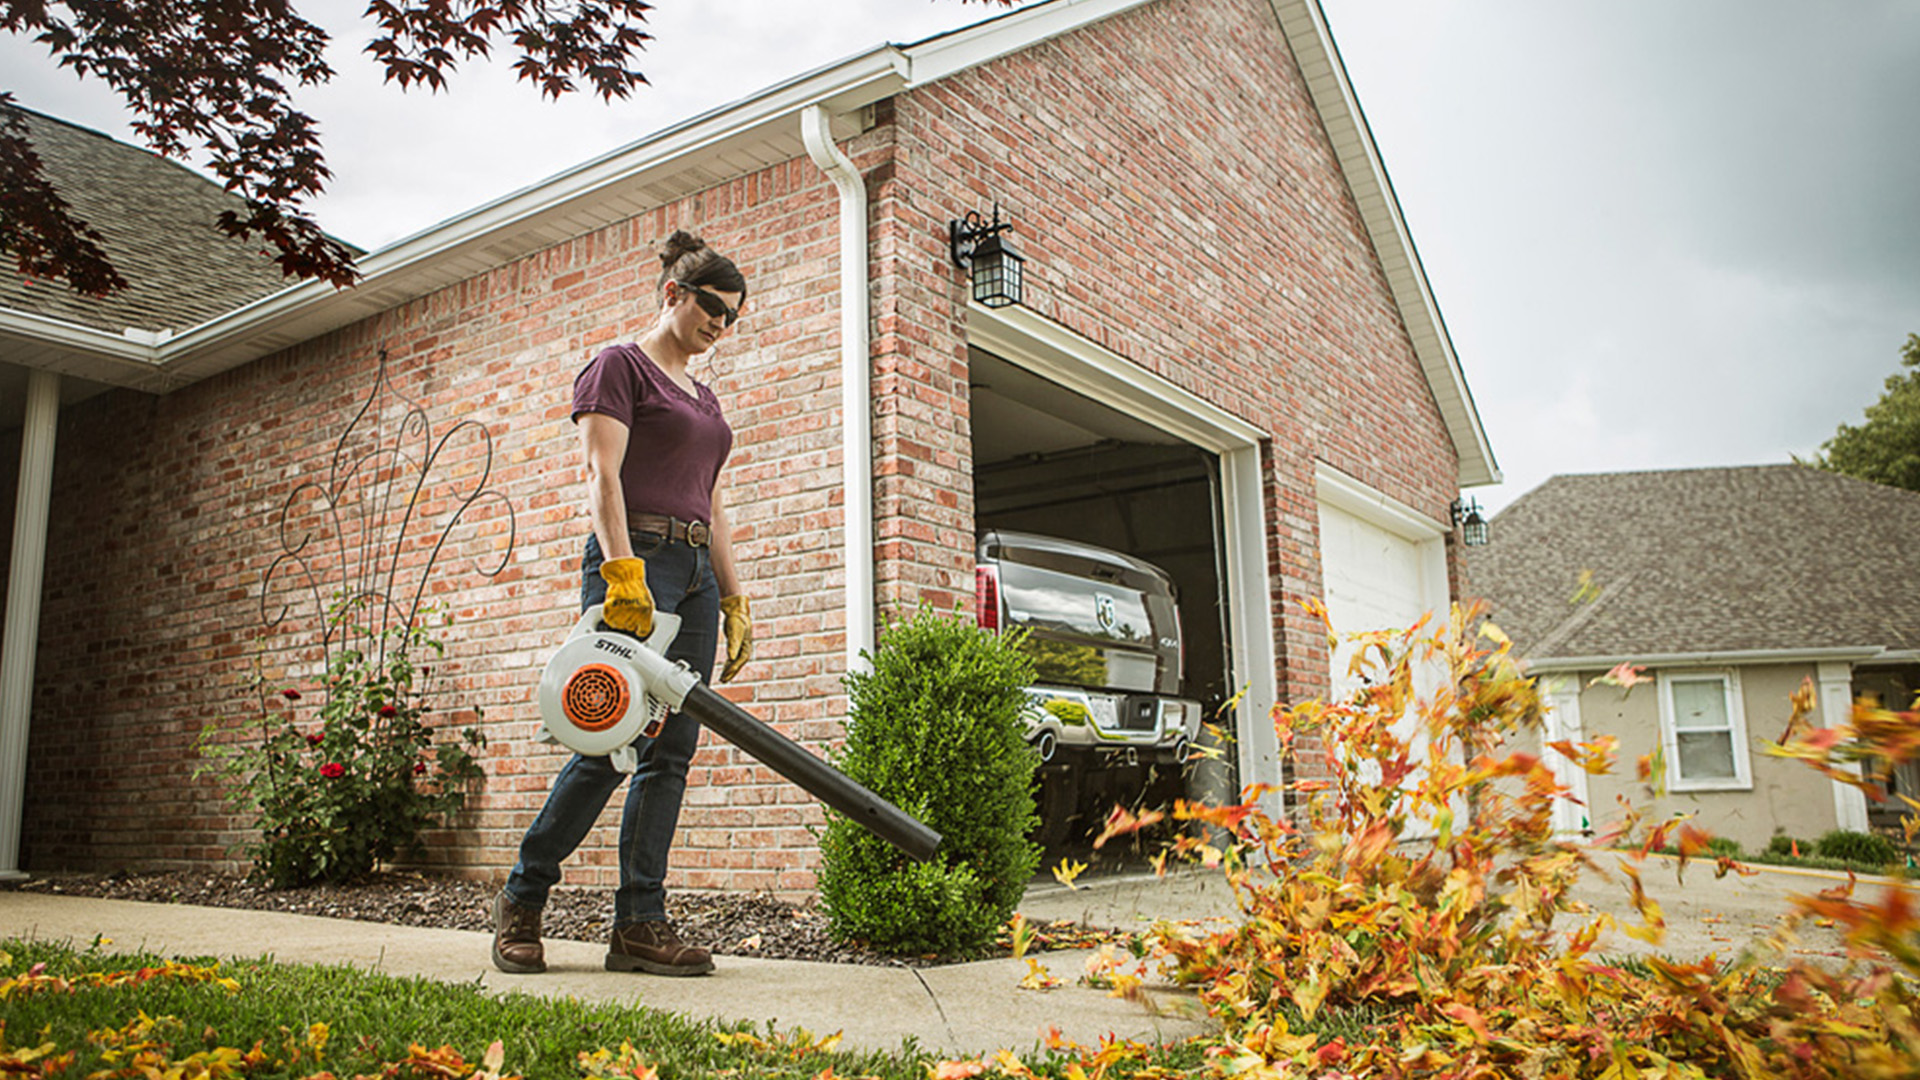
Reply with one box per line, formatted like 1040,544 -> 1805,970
7,0 -> 1917,513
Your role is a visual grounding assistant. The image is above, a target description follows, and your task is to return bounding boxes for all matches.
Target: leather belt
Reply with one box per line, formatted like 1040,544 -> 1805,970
629,512 -> 711,547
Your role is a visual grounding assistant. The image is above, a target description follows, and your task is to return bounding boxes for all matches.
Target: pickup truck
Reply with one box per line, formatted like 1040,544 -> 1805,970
974,530 -> 1203,774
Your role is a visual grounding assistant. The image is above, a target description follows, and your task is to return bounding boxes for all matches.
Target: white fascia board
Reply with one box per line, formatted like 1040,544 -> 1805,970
1856,649 -> 1920,666
347,46 -> 912,275
0,308 -> 179,390
1267,0 -> 1500,488
902,0 -> 1159,85
1524,646 -> 1888,674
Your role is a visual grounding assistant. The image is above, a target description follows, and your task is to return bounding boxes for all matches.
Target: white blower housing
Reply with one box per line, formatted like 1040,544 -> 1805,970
532,603 -> 944,860
536,605 -> 701,773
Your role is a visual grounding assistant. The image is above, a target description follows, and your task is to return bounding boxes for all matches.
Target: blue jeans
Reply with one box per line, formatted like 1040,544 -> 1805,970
504,531 -> 720,926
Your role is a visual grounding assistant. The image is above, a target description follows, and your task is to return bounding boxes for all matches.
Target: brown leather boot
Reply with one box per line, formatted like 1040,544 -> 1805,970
490,891 -> 546,974
606,920 -> 714,976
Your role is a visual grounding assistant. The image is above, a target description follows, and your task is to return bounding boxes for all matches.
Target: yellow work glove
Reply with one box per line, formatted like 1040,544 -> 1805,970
719,594 -> 753,683
598,557 -> 655,636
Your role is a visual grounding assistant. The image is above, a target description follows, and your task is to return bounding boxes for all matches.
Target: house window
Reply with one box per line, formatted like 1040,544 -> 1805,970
1659,671 -> 1750,791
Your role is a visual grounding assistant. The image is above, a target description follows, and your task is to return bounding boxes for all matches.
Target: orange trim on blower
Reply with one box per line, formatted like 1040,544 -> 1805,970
562,663 -> 630,732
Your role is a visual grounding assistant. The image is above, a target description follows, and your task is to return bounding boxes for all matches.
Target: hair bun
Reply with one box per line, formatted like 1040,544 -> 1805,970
660,229 -> 707,272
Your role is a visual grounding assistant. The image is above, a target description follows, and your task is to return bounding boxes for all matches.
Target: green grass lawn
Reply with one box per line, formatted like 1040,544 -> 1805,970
0,938 -> 948,1079
1,938 -> 1212,1080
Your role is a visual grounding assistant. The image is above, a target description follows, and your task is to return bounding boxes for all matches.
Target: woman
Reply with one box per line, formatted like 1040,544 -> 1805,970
492,230 -> 753,977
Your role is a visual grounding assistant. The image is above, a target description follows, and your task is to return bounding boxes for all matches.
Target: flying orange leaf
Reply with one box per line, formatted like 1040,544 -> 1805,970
1092,805 -> 1166,849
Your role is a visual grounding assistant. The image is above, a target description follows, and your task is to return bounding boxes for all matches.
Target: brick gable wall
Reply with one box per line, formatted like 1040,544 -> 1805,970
883,0 -> 1460,702
11,0 -> 1462,889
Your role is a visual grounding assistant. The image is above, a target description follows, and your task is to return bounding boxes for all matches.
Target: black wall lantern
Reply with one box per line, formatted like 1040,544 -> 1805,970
949,206 -> 1025,308
1451,497 -> 1490,547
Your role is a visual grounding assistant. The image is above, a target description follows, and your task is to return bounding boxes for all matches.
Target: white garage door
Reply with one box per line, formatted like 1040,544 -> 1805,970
1319,506 -> 1436,664
1315,469 -> 1450,666
1315,467 -> 1452,833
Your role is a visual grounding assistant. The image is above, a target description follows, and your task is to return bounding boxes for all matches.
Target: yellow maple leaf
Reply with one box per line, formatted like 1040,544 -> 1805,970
1017,958 -> 1062,991
1589,662 -> 1651,692
1052,856 -> 1088,889
991,1049 -> 1036,1078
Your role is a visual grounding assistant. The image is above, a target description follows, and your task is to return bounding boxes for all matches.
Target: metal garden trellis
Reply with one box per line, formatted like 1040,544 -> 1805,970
258,347 -> 518,674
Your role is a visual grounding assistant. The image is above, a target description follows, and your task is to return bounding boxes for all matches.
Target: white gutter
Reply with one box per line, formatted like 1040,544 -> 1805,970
1523,645 -> 1888,674
0,369 -> 59,881
800,105 -> 876,674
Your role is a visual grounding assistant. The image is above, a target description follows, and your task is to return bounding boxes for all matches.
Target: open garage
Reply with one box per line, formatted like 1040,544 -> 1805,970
966,334 -> 1256,849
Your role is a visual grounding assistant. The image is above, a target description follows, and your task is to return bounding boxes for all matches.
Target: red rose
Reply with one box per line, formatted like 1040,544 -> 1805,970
412,762 -> 427,775
281,689 -> 303,701
320,762 -> 346,779
379,704 -> 399,718
306,733 -> 323,746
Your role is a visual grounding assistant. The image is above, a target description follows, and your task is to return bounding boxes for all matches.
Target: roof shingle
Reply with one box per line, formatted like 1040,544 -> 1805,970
0,103 -> 321,335
1463,465 -> 1920,660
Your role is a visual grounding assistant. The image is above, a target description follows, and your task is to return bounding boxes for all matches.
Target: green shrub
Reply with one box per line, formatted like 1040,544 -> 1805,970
1648,834 -> 1740,858
1767,834 -> 1809,858
1813,828 -> 1899,866
198,603 -> 485,887
816,607 -> 1041,955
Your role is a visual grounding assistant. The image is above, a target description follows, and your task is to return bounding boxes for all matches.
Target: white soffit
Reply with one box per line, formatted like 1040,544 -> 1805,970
1524,646 -> 1890,674
1267,0 -> 1500,489
6,47 -> 912,389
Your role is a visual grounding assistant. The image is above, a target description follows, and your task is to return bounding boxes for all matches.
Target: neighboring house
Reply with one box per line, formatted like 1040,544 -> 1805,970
1,0 -> 1499,890
1464,465 -> 1920,852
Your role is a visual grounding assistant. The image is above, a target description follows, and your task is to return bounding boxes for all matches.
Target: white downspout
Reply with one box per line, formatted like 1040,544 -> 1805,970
800,104 -> 875,675
0,368 -> 59,881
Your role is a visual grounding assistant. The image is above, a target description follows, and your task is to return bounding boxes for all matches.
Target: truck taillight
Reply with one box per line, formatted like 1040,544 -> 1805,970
975,565 -> 1000,631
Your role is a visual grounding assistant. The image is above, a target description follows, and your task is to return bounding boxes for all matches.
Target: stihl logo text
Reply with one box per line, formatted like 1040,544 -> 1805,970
594,639 -> 637,660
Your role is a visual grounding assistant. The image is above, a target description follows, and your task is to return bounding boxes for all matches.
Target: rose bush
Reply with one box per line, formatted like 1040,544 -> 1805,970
198,603 -> 485,888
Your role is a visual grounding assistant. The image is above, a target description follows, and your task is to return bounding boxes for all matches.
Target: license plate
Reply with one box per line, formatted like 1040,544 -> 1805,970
1086,696 -> 1119,730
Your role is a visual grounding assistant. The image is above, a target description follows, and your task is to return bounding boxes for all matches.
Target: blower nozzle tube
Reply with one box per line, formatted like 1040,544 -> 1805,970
538,607 -> 942,863
678,683 -> 943,862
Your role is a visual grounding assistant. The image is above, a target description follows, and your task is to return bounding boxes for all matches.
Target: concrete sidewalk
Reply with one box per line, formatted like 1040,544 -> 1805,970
0,870 -> 1235,1057
2,858 -> 1903,1056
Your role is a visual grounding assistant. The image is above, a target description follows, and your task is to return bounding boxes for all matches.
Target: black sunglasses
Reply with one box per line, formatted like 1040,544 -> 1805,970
677,282 -> 740,327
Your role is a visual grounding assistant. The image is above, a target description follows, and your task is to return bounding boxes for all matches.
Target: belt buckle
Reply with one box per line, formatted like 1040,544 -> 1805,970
685,520 -> 711,547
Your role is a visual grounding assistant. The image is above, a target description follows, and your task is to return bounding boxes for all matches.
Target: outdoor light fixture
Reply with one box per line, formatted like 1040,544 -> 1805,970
1451,497 -> 1490,547
949,206 -> 1026,308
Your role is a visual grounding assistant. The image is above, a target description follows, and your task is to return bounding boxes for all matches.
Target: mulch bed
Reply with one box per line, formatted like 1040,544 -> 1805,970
2,869 -> 1128,968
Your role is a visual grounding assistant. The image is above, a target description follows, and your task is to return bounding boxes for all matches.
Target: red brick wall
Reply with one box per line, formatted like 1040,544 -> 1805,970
16,0 -> 1463,888
885,0 -> 1460,704
18,162 -> 868,890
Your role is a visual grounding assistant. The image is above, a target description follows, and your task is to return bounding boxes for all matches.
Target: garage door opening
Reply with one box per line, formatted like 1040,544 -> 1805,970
970,347 -> 1230,852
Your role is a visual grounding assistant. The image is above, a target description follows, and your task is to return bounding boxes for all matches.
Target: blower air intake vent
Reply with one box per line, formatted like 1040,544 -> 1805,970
561,664 -> 629,731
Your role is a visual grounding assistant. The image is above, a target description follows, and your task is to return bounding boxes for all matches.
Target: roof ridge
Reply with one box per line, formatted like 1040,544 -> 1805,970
1524,568 -> 1638,660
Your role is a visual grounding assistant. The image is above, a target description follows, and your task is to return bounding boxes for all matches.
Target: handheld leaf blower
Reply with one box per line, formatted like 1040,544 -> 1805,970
537,605 -> 942,862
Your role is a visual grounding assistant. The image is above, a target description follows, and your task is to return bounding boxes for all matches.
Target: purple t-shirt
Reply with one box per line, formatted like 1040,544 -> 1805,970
572,344 -> 733,525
